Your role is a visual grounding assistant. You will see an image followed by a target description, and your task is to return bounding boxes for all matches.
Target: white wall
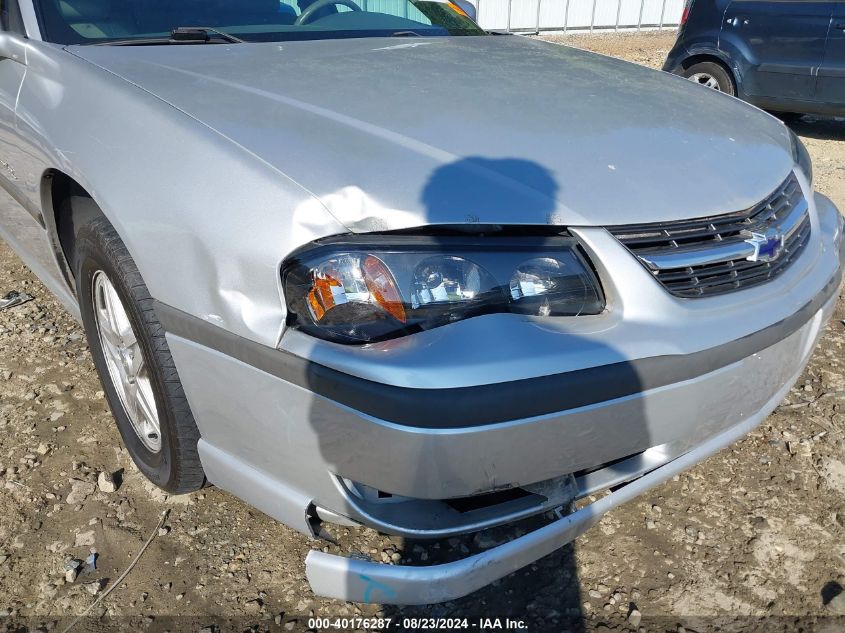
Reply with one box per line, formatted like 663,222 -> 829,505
470,0 -> 684,32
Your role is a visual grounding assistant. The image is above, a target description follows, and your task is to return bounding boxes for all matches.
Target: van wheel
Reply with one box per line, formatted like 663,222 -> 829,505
75,216 -> 205,493
683,61 -> 736,96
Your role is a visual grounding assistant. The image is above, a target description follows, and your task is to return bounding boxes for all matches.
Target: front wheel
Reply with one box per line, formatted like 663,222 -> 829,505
75,216 -> 205,493
683,61 -> 736,96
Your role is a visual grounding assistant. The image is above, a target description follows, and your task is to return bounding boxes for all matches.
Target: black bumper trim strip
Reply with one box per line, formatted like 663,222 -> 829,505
154,269 -> 841,429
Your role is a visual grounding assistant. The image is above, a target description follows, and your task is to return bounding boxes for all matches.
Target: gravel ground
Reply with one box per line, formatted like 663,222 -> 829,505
1,31 -> 844,633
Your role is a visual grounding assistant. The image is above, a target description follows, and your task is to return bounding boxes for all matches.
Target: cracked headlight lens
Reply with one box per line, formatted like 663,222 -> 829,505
282,233 -> 604,344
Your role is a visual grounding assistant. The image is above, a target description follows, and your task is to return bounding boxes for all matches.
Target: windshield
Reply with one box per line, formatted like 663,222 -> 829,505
35,0 -> 486,45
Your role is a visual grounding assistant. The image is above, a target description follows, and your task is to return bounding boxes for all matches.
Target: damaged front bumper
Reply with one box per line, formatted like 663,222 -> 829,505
305,262 -> 840,603
304,365 -> 806,604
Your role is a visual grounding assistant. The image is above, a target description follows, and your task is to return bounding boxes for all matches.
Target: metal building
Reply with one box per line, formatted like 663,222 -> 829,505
468,0 -> 684,33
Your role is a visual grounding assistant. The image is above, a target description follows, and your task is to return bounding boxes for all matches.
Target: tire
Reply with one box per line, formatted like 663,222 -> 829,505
75,215 -> 205,493
683,61 -> 736,96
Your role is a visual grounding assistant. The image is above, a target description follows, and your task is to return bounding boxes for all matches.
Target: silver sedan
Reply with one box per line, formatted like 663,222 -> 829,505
0,0 -> 841,604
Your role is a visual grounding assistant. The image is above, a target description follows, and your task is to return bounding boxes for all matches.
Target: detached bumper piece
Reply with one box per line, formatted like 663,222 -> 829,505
305,384 -> 789,605
334,473 -> 581,540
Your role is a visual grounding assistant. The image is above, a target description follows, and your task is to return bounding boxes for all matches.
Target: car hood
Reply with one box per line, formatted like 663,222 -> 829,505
70,36 -> 795,231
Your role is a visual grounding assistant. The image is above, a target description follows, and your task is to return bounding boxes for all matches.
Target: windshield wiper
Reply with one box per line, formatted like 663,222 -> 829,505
170,27 -> 244,43
96,26 -> 243,46
392,30 -> 423,37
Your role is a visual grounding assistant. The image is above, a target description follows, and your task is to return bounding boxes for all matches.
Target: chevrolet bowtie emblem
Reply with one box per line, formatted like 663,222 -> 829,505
743,228 -> 785,263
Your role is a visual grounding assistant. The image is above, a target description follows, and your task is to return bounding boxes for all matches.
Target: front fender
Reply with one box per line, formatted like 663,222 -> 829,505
13,42 -> 348,348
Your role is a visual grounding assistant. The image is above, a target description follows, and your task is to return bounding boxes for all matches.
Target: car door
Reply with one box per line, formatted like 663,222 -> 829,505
816,2 -> 845,105
722,0 -> 833,99
0,0 -> 26,200
0,0 -> 70,291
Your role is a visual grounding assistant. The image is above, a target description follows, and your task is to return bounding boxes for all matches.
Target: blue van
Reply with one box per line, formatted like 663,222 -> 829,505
663,0 -> 845,116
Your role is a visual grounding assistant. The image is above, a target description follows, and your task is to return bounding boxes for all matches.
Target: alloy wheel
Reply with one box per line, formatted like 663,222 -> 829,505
688,72 -> 722,91
92,270 -> 162,452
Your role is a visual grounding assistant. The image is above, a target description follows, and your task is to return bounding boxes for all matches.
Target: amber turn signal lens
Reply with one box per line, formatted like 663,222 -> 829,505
363,255 -> 407,324
304,255 -> 406,325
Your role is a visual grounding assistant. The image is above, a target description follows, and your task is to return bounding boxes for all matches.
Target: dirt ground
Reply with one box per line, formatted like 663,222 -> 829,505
1,31 -> 844,633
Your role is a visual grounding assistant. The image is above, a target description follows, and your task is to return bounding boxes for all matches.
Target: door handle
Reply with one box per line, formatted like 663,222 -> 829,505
726,16 -> 749,27
834,22 -> 845,29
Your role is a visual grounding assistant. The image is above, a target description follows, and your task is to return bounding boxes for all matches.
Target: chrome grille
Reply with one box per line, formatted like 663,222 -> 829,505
609,174 -> 811,298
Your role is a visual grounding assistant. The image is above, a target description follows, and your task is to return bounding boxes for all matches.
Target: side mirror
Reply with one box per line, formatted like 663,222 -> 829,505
0,32 -> 26,64
452,0 -> 477,21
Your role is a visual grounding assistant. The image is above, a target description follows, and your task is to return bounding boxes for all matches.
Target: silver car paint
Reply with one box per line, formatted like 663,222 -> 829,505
161,192 -> 842,521
304,311 -> 828,604
280,179 -> 834,389
69,35 -> 796,232
3,37 -> 344,347
0,9 -> 842,604
0,29 -> 796,352
169,288 -> 832,509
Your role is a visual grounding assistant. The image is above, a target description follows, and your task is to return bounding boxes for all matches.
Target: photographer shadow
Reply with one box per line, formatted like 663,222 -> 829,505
304,157 -> 650,631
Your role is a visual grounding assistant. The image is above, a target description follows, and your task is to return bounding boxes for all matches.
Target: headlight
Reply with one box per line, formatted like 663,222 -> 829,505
282,233 -> 605,344
790,129 -> 813,185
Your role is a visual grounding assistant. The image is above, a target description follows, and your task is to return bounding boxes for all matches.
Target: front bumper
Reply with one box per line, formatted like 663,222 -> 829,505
305,276 -> 838,603
304,345 -> 821,603
159,183 -> 843,603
